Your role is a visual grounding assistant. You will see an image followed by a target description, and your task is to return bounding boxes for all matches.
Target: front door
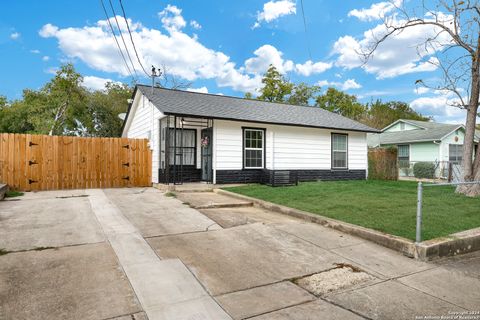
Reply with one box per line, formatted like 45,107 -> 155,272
201,128 -> 213,182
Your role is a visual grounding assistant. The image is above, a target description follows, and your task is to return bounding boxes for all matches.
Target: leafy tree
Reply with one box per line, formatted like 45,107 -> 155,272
363,100 -> 430,129
315,88 -> 367,121
88,82 -> 132,137
288,82 -> 321,106
257,65 -> 294,103
0,100 -> 35,133
254,65 -> 321,105
0,96 -> 6,108
0,64 -> 133,137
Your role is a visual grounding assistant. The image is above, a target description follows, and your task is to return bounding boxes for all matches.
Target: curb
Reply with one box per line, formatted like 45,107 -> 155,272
216,189 -> 480,261
215,189 -> 417,258
193,201 -> 253,209
415,228 -> 480,260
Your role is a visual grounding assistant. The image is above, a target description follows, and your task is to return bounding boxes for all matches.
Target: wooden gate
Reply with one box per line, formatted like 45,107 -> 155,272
0,133 -> 152,191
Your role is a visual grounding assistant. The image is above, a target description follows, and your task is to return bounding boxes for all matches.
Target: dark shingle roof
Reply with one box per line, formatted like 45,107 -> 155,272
135,85 -> 378,133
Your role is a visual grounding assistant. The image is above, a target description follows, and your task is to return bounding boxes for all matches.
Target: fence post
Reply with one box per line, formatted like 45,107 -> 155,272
416,182 -> 423,243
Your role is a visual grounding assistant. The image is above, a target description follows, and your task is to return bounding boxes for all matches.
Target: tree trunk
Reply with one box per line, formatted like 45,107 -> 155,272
457,53 -> 480,196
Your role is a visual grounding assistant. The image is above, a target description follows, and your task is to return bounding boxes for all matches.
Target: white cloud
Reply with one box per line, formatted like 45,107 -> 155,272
317,78 -> 362,91
342,79 -> 362,90
158,5 -> 186,32
39,7 -> 262,93
253,0 -> 296,29
410,92 -> 466,123
244,44 -> 293,74
44,67 -> 58,75
42,56 -> 50,62
348,0 -> 402,22
295,60 -> 332,76
332,14 -> 453,79
186,86 -> 208,93
30,49 -> 40,54
414,87 -> 430,94
190,20 -> 201,30
39,24 -> 58,37
82,76 -> 120,91
10,32 -> 20,40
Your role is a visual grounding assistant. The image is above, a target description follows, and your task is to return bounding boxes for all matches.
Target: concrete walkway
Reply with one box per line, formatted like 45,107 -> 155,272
88,189 -> 231,320
2,187 -> 479,319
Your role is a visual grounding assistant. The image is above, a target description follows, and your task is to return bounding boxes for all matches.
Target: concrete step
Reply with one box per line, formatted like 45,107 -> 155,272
175,192 -> 253,209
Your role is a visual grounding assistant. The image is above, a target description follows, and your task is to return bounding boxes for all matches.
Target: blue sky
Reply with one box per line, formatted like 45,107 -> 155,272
0,0 -> 469,124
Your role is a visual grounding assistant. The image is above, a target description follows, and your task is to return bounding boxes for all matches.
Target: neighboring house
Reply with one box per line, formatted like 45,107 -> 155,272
122,85 -> 378,185
367,119 -> 479,178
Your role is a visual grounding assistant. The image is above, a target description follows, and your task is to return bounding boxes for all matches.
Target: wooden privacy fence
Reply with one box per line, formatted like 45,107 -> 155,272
0,133 -> 152,191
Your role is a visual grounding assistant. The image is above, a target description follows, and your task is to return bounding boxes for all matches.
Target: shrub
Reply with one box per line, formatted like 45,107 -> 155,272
368,147 -> 398,180
413,162 -> 436,179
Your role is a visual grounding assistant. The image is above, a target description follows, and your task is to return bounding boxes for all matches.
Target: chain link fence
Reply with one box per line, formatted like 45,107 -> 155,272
399,161 -> 463,183
415,181 -> 480,243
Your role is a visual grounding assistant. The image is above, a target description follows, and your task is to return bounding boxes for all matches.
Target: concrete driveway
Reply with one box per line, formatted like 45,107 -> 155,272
0,187 -> 479,320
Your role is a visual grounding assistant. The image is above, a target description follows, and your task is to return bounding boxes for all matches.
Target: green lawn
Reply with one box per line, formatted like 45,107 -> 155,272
223,180 -> 480,241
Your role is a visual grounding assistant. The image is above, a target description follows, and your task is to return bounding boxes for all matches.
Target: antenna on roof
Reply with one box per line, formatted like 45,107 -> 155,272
151,65 -> 161,94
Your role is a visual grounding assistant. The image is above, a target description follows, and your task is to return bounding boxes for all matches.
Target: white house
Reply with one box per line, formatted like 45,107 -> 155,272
122,85 -> 378,185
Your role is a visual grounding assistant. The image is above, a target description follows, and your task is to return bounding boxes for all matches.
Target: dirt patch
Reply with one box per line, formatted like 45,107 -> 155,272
295,264 -> 376,296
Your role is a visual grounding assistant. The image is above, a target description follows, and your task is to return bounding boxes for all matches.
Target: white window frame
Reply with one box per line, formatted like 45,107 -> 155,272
397,144 -> 410,168
243,128 -> 265,169
331,133 -> 348,170
449,144 -> 463,163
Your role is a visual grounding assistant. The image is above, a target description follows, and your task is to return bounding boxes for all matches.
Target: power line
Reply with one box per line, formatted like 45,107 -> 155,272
118,0 -> 150,77
299,0 -> 313,61
100,0 -> 135,80
107,0 -> 138,79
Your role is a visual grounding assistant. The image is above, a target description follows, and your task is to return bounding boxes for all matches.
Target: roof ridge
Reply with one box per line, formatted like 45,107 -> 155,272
137,83 -> 327,110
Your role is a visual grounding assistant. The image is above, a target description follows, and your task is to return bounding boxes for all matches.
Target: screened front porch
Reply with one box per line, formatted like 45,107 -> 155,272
159,115 -> 213,185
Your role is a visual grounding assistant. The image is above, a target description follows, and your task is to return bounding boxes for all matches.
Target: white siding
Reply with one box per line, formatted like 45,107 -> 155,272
439,129 -> 464,162
122,93 -> 164,183
214,120 -> 368,171
409,142 -> 440,162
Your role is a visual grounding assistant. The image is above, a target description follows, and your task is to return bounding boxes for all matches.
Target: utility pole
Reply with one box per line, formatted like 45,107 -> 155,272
151,65 -> 161,94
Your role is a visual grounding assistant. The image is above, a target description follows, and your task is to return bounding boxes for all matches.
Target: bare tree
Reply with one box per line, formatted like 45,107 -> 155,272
154,64 -> 192,90
363,0 -> 480,196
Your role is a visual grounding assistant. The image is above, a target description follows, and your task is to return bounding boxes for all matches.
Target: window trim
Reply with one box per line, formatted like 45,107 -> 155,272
397,144 -> 410,168
242,127 -> 266,170
397,144 -> 410,160
168,128 -> 197,167
449,144 -> 463,163
331,133 -> 348,170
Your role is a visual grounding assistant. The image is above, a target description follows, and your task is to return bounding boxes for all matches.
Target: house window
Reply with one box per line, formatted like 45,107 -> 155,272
400,122 -> 405,130
398,145 -> 410,168
449,144 -> 463,163
168,129 -> 196,166
243,128 -> 264,169
331,133 -> 348,169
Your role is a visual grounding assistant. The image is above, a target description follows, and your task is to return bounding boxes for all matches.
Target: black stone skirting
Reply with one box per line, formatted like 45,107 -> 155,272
159,165 -> 202,183
215,169 -> 366,184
